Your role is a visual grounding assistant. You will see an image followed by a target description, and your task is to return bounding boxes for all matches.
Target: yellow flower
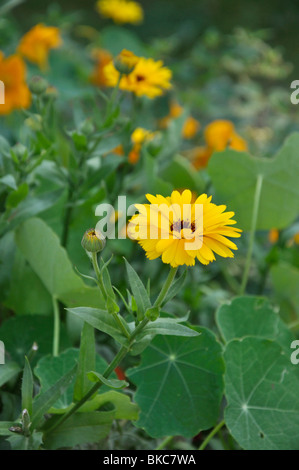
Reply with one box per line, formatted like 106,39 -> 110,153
127,189 -> 242,267
96,0 -> 143,24
268,228 -> 279,244
159,101 -> 200,139
90,49 -> 113,87
129,127 -> 156,164
18,24 -> 62,70
0,52 -> 31,115
103,56 -> 172,99
191,119 -> 247,170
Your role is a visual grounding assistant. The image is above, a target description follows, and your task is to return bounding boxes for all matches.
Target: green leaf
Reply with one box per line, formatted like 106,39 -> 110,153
32,363 -> 77,429
208,133 -> 299,230
270,263 -> 299,317
87,371 -> 128,389
73,323 -> 95,402
0,362 -> 21,387
0,174 -> 17,190
124,258 -> 151,318
21,357 -> 33,416
34,348 -> 111,413
135,318 -> 200,340
127,328 -> 224,438
101,25 -> 145,56
161,269 -> 187,307
15,218 -> 105,308
7,431 -> 43,450
66,307 -> 127,345
43,411 -> 114,450
6,183 -> 28,210
161,155 -> 204,193
0,315 -> 71,367
5,189 -> 63,234
77,390 -> 139,420
224,337 -> 299,450
216,296 -> 293,352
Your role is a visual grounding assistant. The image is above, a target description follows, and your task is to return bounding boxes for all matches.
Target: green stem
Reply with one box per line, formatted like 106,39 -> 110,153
198,420 -> 225,450
156,435 -> 174,450
154,267 -> 178,308
240,174 -> 263,295
52,296 -> 60,357
91,252 -> 107,300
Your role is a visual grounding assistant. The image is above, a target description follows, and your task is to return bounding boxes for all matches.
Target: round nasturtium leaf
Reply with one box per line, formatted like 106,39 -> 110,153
224,337 -> 299,450
127,327 -> 224,438
208,133 -> 299,231
216,296 -> 293,352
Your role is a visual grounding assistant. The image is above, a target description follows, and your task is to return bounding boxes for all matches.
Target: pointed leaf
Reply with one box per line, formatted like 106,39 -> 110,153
87,371 -> 128,389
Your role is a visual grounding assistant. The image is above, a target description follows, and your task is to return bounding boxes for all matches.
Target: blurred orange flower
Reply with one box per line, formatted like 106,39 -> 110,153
0,52 -> 31,115
90,49 -> 113,87
129,127 -> 156,164
18,24 -> 62,70
192,119 -> 248,170
159,101 -> 200,139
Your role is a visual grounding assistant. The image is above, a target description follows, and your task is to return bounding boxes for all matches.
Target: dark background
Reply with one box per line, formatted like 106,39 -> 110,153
11,0 -> 299,76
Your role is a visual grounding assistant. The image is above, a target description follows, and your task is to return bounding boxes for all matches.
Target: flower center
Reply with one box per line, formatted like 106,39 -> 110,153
136,74 -> 145,82
170,220 -> 196,233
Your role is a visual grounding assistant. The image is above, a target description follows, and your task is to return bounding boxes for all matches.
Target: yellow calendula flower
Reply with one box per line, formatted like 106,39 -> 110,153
129,127 -> 156,164
18,24 -> 62,70
0,52 -> 31,115
159,101 -> 200,139
127,189 -> 242,267
96,0 -> 143,24
104,56 -> 172,99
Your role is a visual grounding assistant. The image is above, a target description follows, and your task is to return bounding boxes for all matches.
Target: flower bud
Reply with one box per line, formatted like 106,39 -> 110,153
80,119 -> 95,136
114,49 -> 139,75
81,228 -> 106,253
11,143 -> 28,161
25,114 -> 43,131
29,75 -> 49,95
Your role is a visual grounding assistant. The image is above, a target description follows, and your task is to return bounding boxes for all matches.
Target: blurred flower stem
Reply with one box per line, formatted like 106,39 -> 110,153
240,174 -> 263,295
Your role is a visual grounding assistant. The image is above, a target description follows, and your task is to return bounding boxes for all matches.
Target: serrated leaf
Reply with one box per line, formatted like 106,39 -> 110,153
127,328 -> 224,438
87,371 -> 128,389
224,337 -> 299,450
208,133 -> 299,230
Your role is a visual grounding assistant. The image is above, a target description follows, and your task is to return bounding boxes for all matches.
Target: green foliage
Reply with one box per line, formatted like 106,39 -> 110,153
127,329 -> 224,438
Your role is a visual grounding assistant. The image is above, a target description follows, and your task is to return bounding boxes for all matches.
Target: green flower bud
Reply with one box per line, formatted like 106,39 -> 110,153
21,409 -> 31,436
113,49 -> 138,75
29,75 -> 49,95
145,306 -> 160,322
25,114 -> 43,131
81,228 -> 106,253
80,119 -> 95,136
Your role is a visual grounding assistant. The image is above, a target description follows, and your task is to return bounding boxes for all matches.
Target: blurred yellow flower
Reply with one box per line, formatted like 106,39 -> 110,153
129,127 -> 156,164
128,189 -> 242,267
96,0 -> 144,24
192,119 -> 248,170
90,49 -> 113,87
0,52 -> 31,115
18,24 -> 62,70
104,56 -> 172,99
159,101 -> 200,139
